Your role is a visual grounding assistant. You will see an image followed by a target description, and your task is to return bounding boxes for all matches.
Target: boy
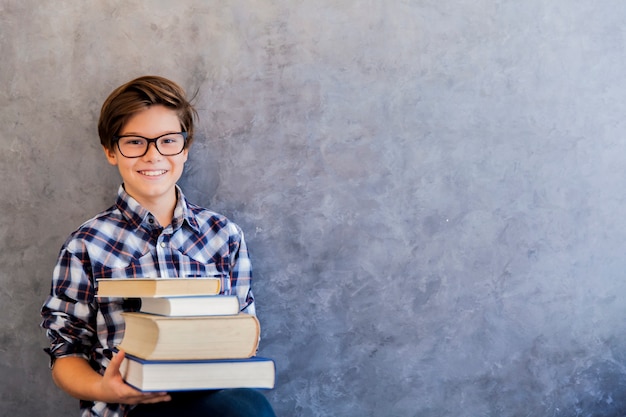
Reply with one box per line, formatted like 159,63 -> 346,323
41,75 -> 276,417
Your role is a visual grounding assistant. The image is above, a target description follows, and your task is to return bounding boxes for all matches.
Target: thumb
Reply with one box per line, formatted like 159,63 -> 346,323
107,349 -> 126,375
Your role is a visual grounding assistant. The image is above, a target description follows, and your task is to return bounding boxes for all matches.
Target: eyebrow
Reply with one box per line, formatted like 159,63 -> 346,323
117,131 -> 181,137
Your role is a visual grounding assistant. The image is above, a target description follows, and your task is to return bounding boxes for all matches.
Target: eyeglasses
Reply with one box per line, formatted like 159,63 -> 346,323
112,132 -> 188,158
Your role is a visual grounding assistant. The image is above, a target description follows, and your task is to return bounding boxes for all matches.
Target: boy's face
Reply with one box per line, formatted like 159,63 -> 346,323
104,104 -> 188,209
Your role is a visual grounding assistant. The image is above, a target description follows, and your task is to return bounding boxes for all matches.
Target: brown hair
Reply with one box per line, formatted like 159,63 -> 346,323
98,75 -> 198,150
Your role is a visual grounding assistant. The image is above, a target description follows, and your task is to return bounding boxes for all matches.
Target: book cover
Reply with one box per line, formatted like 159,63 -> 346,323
121,354 -> 276,392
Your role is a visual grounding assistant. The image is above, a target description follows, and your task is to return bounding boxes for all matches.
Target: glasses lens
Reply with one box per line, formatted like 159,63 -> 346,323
118,137 -> 148,157
156,133 -> 186,155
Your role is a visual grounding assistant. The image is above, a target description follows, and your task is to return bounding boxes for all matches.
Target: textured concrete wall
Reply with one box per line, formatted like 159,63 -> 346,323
2,1 -> 626,416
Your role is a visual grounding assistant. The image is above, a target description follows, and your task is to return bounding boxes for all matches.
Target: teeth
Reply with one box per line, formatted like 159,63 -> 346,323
140,170 -> 167,176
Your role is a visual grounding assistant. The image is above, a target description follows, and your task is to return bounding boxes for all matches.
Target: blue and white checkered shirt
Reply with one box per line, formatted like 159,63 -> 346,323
41,185 -> 255,417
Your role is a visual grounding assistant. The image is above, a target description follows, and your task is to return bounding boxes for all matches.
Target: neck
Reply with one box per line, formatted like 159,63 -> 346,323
129,189 -> 178,228
149,203 -> 176,228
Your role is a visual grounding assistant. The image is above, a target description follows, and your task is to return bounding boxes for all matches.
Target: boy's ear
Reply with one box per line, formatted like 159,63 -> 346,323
103,146 -> 118,166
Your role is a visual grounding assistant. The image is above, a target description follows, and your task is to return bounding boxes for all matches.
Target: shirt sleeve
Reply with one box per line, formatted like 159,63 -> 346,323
40,242 -> 97,366
229,224 -> 256,316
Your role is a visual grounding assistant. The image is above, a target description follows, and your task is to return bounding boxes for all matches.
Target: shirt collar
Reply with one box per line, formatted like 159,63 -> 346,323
115,185 -> 200,233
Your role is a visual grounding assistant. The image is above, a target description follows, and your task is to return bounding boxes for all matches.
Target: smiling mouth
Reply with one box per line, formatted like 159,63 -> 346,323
139,170 -> 168,176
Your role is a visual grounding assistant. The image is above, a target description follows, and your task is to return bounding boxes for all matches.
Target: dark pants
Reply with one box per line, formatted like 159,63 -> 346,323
128,389 -> 276,417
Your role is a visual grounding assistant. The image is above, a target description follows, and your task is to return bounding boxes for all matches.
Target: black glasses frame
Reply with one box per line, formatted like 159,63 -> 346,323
112,132 -> 188,158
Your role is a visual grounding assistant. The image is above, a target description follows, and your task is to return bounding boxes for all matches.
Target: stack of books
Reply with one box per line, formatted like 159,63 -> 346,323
97,278 -> 276,392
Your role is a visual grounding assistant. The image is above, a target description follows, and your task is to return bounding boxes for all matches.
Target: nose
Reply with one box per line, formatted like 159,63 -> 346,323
143,141 -> 162,160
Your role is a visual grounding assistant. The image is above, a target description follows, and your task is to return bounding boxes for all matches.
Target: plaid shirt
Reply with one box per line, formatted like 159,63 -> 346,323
40,185 -> 255,417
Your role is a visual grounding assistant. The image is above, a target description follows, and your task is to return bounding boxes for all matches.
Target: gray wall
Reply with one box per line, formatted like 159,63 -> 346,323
2,1 -> 626,416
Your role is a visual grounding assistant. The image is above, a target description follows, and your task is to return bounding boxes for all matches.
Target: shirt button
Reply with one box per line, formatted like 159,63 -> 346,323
160,242 -> 166,248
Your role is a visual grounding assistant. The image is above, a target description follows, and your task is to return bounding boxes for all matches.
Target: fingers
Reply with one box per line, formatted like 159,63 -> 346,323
124,388 -> 171,405
116,383 -> 171,405
137,393 -> 172,404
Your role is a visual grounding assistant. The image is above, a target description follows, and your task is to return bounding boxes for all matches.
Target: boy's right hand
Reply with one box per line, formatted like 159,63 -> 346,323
101,349 -> 171,405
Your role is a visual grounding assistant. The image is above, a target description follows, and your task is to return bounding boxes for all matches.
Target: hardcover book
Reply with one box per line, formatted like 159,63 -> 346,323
139,295 -> 240,316
119,312 -> 260,360
96,277 -> 221,298
121,354 -> 276,392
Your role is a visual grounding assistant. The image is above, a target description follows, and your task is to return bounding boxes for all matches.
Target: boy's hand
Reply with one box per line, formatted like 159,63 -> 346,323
101,349 -> 171,405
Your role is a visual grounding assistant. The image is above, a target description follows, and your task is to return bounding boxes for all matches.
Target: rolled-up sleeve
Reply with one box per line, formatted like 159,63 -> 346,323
40,244 -> 97,366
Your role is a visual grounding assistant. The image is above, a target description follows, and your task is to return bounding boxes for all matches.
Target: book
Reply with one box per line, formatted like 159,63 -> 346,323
119,312 -> 260,360
96,278 -> 221,298
121,354 -> 276,392
139,295 -> 240,316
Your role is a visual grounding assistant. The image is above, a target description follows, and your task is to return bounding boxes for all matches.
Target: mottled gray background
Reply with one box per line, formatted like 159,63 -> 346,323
2,1 -> 626,416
